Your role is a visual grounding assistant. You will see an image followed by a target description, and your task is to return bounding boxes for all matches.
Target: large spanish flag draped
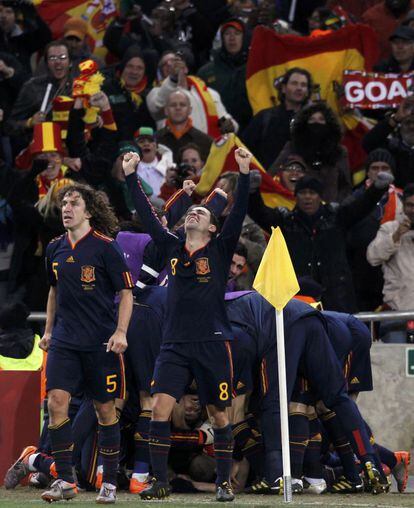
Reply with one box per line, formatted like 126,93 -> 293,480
34,0 -> 119,60
195,134 -> 295,209
246,24 -> 379,183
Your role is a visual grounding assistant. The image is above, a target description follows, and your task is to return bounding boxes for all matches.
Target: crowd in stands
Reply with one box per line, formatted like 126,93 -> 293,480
2,0 -> 414,501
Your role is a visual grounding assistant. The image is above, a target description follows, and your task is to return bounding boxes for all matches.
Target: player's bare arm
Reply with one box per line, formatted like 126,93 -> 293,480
39,286 -> 57,351
106,289 -> 133,354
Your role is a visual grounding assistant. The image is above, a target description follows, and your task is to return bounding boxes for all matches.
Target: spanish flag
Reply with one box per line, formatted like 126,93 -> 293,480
253,227 -> 299,311
195,133 -> 296,209
246,24 -> 379,183
34,0 -> 118,60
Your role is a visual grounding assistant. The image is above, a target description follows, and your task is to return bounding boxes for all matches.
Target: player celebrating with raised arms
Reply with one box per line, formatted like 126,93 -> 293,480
39,184 -> 133,504
122,147 -> 251,502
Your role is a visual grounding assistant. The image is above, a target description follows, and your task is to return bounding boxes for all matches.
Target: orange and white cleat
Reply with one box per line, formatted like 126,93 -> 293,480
393,451 -> 411,493
41,479 -> 78,502
4,445 -> 37,489
129,477 -> 150,494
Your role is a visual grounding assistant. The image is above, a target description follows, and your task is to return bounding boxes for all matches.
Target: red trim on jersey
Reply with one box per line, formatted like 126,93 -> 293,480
92,230 -> 113,243
184,241 -> 210,258
67,228 -> 93,250
260,358 -> 269,395
164,188 -> 185,210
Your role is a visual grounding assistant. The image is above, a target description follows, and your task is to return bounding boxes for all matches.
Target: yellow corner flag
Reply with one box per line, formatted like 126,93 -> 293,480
253,227 -> 299,311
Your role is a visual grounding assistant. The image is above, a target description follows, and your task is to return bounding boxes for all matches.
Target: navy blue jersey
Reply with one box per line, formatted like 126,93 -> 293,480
323,311 -> 373,392
46,229 -> 134,351
226,292 -> 318,357
126,172 -> 249,343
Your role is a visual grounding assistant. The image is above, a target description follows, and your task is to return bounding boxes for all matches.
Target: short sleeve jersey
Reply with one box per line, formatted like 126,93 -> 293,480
46,229 -> 134,351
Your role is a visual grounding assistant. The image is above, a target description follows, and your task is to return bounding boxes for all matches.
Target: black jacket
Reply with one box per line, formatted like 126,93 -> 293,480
362,118 -> 414,188
102,73 -> 155,141
248,184 -> 387,312
241,104 -> 296,170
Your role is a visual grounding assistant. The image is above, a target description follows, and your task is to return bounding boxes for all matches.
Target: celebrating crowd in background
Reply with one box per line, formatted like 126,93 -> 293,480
1,0 -> 414,504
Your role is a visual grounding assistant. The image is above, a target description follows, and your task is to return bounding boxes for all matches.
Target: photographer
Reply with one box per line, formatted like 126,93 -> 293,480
367,183 -> 414,313
363,95 -> 414,188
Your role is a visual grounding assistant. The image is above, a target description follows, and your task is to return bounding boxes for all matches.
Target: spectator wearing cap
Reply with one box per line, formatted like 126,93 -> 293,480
102,45 -> 155,140
374,25 -> 414,72
248,174 -> 393,312
270,101 -> 352,203
156,89 -> 213,162
241,68 -> 312,169
0,0 -> 51,75
363,95 -> 414,187
146,51 -> 239,137
63,17 -> 104,71
197,19 -> 252,131
347,149 -> 402,310
134,126 -> 173,203
362,0 -> 414,60
276,156 -> 307,195
7,40 -> 73,152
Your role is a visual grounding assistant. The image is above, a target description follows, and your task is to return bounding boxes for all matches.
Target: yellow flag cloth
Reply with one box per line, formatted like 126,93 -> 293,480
253,227 -> 299,311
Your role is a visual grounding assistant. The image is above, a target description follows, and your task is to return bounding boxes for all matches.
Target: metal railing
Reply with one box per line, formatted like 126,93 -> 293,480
355,310 -> 414,322
29,310 -> 414,323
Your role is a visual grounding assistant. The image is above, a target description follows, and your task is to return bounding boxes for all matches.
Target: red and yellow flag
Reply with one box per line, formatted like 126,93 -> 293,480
34,0 -> 119,60
246,24 -> 379,184
195,133 -> 296,209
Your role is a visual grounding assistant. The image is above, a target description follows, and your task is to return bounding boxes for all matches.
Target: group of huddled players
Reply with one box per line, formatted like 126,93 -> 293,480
3,149 -> 410,504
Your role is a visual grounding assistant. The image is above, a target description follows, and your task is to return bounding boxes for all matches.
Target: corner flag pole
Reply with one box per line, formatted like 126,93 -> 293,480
275,308 -> 292,502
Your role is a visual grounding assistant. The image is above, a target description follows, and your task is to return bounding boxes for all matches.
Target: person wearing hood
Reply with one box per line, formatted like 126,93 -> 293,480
197,19 -> 252,131
270,101 -> 352,203
103,45 -> 155,140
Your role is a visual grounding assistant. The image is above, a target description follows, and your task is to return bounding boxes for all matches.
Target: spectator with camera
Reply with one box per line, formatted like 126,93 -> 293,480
367,183 -> 414,312
158,143 -> 205,202
146,51 -> 238,137
363,95 -> 414,187
156,89 -> 213,162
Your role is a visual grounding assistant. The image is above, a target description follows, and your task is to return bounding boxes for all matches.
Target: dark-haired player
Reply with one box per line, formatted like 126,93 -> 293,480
123,148 -> 251,502
39,184 -> 133,504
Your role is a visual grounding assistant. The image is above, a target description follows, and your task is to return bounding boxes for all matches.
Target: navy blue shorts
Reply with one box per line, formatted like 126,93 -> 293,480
151,341 -> 233,408
126,302 -> 162,393
46,343 -> 126,403
230,326 -> 254,396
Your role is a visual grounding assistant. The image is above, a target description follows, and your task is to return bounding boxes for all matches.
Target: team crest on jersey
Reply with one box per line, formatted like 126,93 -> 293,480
80,265 -> 96,283
195,257 -> 210,275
